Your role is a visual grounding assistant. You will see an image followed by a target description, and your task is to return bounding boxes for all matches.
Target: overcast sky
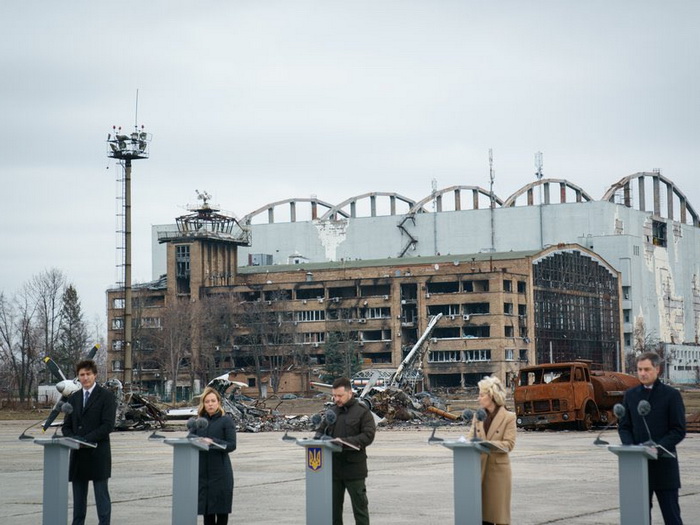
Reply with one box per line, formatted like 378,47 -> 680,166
1,1 -> 699,328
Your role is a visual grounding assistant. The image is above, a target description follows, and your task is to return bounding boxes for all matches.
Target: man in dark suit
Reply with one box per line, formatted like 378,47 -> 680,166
62,360 -> 117,525
618,351 -> 686,525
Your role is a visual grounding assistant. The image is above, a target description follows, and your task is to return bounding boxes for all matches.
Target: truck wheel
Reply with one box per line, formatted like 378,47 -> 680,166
578,410 -> 593,431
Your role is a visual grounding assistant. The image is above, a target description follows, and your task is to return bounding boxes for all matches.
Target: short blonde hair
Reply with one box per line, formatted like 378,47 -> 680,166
478,375 -> 507,407
197,387 -> 225,417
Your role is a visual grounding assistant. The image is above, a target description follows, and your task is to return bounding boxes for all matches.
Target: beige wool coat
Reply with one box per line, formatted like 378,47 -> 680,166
468,407 -> 517,525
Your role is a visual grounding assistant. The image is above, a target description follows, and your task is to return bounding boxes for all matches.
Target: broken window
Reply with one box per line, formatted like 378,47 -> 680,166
301,332 -> 326,344
504,302 -> 514,315
111,318 -> 124,330
360,284 -> 391,297
428,350 -> 462,363
505,326 -> 514,337
360,307 -> 390,319
652,220 -> 667,247
400,283 -> 418,300
464,349 -> 491,362
175,245 -> 190,278
505,349 -> 514,361
264,289 -> 292,300
329,285 -> 357,298
517,281 -> 526,294
463,279 -> 489,292
463,302 -> 490,315
426,281 -> 459,294
432,327 -> 461,339
503,279 -> 512,292
464,325 -> 490,338
428,304 -> 460,316
296,287 -> 325,300
360,329 -> 391,341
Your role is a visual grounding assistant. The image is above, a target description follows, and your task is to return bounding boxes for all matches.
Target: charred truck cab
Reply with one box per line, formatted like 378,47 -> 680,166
514,360 -> 639,431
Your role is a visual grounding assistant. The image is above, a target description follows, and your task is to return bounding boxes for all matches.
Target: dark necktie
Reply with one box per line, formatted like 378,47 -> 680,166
83,391 -> 90,411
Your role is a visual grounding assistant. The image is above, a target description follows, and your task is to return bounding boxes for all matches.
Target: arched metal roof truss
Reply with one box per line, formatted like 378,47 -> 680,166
602,172 -> 699,227
407,185 -> 502,215
242,198 -> 348,225
503,179 -> 593,208
320,192 -> 420,220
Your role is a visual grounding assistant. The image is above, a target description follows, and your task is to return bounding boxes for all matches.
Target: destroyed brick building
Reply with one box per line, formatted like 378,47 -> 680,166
107,171 -> 700,398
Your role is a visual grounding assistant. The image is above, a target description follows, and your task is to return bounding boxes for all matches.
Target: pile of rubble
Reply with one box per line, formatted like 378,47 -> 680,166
104,379 -> 167,431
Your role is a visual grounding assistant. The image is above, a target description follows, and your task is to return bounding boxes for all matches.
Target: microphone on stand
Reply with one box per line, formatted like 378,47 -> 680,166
187,417 -> 209,437
471,409 -> 486,442
637,400 -> 653,444
637,400 -> 676,458
19,420 -> 43,440
320,409 -> 337,440
427,425 -> 444,444
593,403 -> 625,445
53,403 -> 73,437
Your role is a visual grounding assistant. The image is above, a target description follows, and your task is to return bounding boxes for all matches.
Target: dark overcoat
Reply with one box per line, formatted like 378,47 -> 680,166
618,379 -> 686,490
320,397 -> 376,480
62,384 -> 117,481
194,412 -> 237,515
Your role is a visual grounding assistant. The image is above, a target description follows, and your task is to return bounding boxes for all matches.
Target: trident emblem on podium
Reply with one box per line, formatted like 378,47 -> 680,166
307,447 -> 323,471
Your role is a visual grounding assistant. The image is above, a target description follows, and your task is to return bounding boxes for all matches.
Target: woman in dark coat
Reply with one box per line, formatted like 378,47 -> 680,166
194,386 -> 237,525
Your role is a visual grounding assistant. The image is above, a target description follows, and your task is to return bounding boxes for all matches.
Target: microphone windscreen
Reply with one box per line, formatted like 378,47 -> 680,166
462,409 -> 474,421
61,402 -> 74,415
196,417 -> 209,430
476,408 -> 487,422
637,400 -> 651,417
613,403 -> 625,419
325,409 -> 337,425
186,417 -> 197,431
310,413 -> 322,427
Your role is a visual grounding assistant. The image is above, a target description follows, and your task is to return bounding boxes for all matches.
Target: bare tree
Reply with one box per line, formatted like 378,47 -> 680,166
149,298 -> 193,403
197,294 -> 240,385
0,291 -> 40,402
236,292 -> 295,396
629,317 -> 664,374
28,269 -> 66,360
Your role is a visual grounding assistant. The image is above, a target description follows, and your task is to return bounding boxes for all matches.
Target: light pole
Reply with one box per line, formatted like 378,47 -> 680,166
107,125 -> 151,387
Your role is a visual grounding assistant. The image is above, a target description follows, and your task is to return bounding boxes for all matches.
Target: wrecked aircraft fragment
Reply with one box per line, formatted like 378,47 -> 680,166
103,378 -> 167,430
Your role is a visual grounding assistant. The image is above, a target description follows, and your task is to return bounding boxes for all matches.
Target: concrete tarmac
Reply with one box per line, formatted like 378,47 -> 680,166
2,421 -> 698,524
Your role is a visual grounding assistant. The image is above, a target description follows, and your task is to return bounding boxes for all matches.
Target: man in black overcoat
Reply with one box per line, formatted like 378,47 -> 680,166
62,359 -> 117,525
618,351 -> 686,525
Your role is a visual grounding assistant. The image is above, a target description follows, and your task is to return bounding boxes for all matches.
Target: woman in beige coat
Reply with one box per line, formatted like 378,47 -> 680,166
468,375 -> 517,525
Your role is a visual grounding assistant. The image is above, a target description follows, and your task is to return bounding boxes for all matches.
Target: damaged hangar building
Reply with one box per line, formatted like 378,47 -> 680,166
107,171 -> 700,397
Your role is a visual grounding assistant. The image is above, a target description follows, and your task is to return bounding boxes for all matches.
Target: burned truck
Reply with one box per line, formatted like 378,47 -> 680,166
514,360 -> 639,430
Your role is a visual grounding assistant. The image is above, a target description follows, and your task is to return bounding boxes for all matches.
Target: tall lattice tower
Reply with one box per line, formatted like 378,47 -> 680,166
107,124 -> 151,387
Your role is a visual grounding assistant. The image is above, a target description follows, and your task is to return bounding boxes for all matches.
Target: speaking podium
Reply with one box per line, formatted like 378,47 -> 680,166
163,437 -> 213,525
296,438 -> 341,525
609,444 -> 657,525
441,438 -> 491,525
34,436 -> 96,525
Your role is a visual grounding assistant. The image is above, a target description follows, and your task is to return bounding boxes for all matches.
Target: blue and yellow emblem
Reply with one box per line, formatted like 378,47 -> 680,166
307,446 -> 323,471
